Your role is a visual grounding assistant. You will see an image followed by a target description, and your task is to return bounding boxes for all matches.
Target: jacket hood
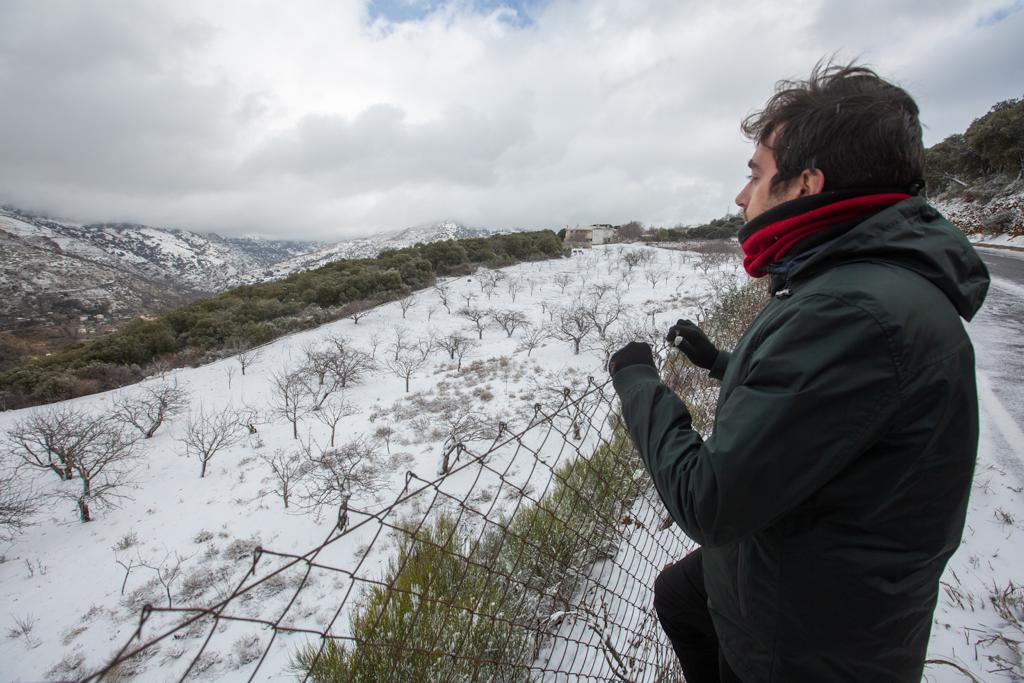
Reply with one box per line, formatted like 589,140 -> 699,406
794,197 -> 990,321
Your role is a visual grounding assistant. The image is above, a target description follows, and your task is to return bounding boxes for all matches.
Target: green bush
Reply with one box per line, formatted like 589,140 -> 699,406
294,514 -> 530,682
294,427 -> 642,682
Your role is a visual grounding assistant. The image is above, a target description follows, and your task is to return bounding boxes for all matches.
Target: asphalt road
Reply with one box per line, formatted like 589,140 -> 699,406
977,246 -> 1024,283
969,247 -> 1024,486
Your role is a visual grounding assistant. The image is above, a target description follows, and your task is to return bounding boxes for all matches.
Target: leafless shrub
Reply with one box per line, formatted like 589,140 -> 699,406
7,612 -> 38,648
112,530 -> 140,551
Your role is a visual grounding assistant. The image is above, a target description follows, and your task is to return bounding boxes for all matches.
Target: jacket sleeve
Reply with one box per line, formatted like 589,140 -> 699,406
612,294 -> 901,548
709,350 -> 730,380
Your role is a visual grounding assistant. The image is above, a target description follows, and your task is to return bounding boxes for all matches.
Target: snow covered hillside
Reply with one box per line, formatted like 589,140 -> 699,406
0,244 -> 1020,681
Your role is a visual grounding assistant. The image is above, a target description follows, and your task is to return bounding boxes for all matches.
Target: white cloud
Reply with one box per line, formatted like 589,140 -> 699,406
0,0 -> 1020,240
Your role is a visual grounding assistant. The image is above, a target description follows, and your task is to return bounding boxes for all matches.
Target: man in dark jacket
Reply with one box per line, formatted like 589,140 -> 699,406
608,62 -> 990,682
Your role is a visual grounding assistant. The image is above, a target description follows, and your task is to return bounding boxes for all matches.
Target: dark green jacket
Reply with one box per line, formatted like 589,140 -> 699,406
613,198 -> 989,682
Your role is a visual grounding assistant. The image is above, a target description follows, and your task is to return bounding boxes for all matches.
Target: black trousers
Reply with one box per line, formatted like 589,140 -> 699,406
653,548 -> 744,683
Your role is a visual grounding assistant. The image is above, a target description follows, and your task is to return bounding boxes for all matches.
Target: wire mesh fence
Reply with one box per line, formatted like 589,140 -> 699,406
85,377 -> 694,682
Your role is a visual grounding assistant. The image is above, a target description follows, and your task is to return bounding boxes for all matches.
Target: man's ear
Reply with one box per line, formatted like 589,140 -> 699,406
797,168 -> 826,196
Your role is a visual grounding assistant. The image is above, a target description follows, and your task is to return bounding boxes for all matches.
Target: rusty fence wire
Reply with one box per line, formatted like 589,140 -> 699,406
86,377 -> 694,682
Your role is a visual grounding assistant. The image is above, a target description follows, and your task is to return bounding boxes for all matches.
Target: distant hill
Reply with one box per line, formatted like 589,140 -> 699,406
256,220 -> 499,280
925,97 -> 1023,236
0,208 -> 509,371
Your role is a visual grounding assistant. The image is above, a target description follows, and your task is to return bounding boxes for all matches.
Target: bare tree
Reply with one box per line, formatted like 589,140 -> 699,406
434,283 -> 452,313
437,409 -> 495,475
412,333 -> 436,363
312,397 -> 357,447
297,367 -> 344,413
324,335 -> 376,389
553,273 -> 573,293
302,343 -> 334,386
227,341 -> 264,376
643,266 -> 665,289
112,382 -> 190,439
527,278 -> 538,295
436,332 -> 470,361
506,277 -> 521,302
0,466 -> 37,540
551,306 -> 596,355
460,291 -> 476,308
453,337 -> 478,371
386,352 -> 427,392
269,369 -> 309,439
367,332 -> 382,359
492,309 -> 528,338
341,299 -> 374,325
398,295 -> 417,319
260,448 -> 308,509
590,281 -> 615,302
300,437 -> 385,522
374,425 -> 393,454
66,420 -> 138,522
387,325 -> 408,362
426,304 -> 438,320
621,250 -> 645,271
4,406 -> 94,481
515,324 -> 550,357
5,407 -> 138,521
582,299 -> 624,339
181,404 -> 244,478
459,307 -> 492,340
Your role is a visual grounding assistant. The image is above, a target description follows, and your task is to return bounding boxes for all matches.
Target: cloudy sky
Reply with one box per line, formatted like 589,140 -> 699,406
0,0 -> 1021,240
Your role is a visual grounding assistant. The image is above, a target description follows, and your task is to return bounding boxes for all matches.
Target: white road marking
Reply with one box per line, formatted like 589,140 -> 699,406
976,370 -> 1024,482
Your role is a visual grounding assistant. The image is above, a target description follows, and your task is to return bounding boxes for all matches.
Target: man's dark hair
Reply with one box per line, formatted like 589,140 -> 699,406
741,59 -> 925,193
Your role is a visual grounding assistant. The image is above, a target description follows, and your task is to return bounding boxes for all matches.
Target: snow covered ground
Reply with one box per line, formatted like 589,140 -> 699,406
0,243 -> 1020,681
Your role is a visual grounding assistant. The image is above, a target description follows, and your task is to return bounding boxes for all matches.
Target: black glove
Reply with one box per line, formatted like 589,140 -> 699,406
608,341 -> 655,377
665,319 -> 719,370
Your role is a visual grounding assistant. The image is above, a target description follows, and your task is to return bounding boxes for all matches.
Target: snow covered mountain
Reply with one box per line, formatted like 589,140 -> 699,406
0,208 -> 320,295
0,209 -> 507,358
255,220 -> 497,281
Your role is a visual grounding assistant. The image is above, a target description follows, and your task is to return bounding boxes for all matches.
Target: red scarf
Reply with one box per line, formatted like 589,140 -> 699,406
740,193 -> 909,277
